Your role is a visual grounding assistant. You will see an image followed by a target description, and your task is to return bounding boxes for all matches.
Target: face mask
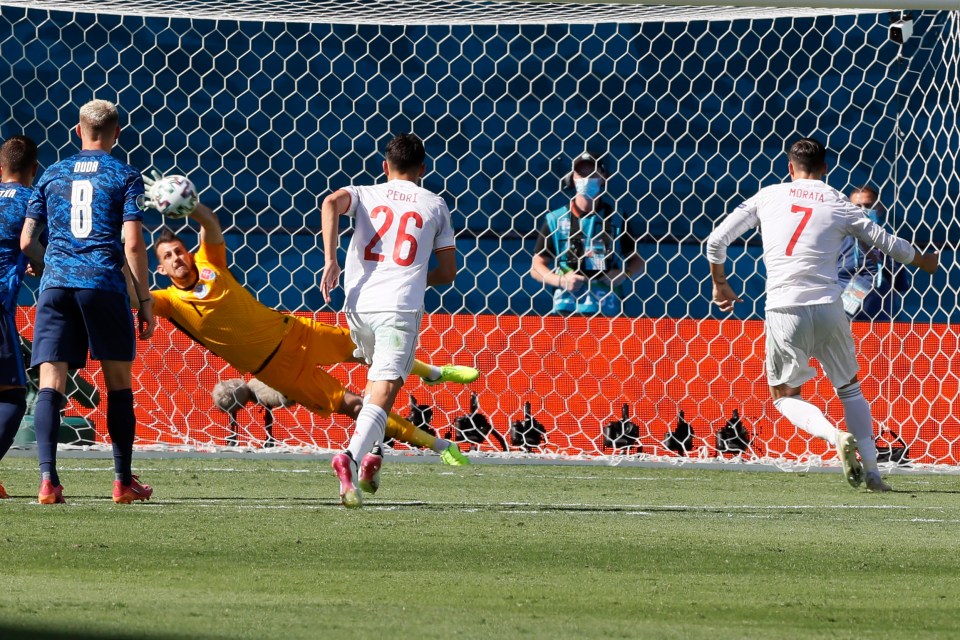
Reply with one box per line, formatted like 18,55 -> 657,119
574,177 -> 603,200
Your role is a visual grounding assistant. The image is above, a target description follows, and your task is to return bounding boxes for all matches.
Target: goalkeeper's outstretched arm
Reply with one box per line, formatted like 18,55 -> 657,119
189,202 -> 225,247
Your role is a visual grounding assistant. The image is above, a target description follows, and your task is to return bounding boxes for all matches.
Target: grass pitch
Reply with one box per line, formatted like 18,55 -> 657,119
0,456 -> 958,639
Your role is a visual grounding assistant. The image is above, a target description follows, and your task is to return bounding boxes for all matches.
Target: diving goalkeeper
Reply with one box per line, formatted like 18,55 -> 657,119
139,199 -> 475,467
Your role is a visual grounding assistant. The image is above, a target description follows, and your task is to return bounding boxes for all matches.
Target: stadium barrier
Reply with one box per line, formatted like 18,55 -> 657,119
18,309 -> 957,466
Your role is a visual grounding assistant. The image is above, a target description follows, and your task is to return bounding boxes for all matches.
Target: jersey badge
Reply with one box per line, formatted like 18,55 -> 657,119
199,268 -> 216,281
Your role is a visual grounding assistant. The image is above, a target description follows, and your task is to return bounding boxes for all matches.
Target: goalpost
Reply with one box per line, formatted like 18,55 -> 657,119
2,1 -> 957,468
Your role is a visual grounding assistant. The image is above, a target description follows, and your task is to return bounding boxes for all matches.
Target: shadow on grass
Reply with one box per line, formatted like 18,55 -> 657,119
0,623 -> 190,640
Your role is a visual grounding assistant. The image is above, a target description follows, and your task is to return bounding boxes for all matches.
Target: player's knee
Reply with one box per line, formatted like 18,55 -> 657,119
38,362 -> 70,393
100,361 -> 133,390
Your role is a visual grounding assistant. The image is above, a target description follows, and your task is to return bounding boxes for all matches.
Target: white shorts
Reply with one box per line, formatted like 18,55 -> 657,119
764,300 -> 859,389
345,310 -> 423,382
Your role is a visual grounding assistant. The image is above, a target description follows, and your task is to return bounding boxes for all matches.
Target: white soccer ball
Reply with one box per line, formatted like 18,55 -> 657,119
147,175 -> 198,219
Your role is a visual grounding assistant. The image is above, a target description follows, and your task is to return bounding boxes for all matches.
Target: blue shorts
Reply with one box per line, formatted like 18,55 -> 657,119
0,308 -> 27,386
31,288 -> 135,368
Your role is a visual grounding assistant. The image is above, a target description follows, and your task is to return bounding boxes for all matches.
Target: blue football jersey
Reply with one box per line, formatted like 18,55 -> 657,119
0,182 -> 31,315
26,150 -> 144,294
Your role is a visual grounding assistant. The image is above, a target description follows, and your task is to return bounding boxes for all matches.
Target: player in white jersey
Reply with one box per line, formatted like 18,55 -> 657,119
320,133 -> 458,507
706,138 -> 939,492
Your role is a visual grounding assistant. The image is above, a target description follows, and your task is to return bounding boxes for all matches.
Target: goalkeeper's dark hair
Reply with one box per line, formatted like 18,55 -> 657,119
0,135 -> 38,174
154,227 -> 186,254
787,137 -> 827,173
385,133 -> 426,172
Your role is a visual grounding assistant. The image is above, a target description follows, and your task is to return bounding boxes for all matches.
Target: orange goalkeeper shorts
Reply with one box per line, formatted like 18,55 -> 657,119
254,316 -> 357,416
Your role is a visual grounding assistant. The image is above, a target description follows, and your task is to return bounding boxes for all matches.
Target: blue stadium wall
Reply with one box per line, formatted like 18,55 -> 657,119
1,7 -> 956,321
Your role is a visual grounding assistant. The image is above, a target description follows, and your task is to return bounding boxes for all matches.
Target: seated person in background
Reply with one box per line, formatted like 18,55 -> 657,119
141,199 -> 476,466
716,408 -> 751,455
529,151 -> 643,315
837,185 -> 909,322
664,409 -> 694,456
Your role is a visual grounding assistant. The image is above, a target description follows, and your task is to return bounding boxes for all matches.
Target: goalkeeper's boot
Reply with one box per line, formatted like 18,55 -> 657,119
0,481 -> 8,499
421,365 -> 480,386
865,472 -> 893,493
331,453 -> 362,508
38,479 -> 65,505
113,475 -> 153,504
440,442 -> 470,466
837,432 -> 864,489
358,451 -> 383,495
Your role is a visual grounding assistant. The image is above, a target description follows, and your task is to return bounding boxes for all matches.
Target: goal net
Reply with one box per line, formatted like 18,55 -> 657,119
3,2 -> 957,469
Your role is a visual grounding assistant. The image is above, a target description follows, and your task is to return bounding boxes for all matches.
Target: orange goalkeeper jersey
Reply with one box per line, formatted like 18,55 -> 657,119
151,241 -> 293,374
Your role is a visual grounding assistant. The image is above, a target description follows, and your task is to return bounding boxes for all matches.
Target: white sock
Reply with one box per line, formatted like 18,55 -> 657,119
425,365 -> 442,381
432,438 -> 451,454
774,397 -> 840,447
347,404 -> 388,463
838,382 -> 879,474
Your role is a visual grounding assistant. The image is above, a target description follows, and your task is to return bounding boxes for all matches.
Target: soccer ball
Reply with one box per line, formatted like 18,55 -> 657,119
145,174 -> 198,219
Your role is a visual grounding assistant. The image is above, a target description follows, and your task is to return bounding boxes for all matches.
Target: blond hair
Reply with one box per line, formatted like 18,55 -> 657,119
79,99 -> 119,133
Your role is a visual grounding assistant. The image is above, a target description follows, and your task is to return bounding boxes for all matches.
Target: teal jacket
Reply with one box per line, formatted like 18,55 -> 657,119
535,199 -> 631,315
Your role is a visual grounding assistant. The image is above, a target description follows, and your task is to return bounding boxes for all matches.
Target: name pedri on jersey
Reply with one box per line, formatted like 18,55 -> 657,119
26,150 -> 144,295
706,178 -> 914,311
342,179 -> 455,313
0,183 -> 32,314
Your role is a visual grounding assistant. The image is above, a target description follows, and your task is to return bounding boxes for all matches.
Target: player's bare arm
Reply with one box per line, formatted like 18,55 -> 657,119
124,219 -> 156,339
19,217 -> 45,275
123,264 -> 142,309
706,202 -> 757,313
319,189 -> 351,303
710,262 -> 742,312
190,202 -> 225,247
426,248 -> 457,286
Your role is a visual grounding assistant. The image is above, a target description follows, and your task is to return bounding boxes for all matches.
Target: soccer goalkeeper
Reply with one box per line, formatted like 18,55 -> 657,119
139,199 -> 475,474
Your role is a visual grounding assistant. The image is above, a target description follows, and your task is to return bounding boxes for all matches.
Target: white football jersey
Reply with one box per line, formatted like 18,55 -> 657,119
341,179 -> 455,313
706,179 -> 915,310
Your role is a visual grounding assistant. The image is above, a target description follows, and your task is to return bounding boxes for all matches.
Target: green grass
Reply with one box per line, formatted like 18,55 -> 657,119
0,456 -> 958,639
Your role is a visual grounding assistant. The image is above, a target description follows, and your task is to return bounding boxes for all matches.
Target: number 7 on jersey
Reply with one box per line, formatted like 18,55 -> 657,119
786,204 -> 813,256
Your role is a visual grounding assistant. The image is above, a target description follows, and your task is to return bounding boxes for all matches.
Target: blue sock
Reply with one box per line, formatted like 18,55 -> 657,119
107,389 -> 135,485
35,388 -> 64,486
0,388 -> 27,461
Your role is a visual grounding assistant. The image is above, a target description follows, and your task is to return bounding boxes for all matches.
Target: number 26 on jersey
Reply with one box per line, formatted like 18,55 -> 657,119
363,205 -> 424,266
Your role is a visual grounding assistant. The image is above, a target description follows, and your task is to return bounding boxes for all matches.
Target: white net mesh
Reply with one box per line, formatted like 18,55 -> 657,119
0,1 -> 879,25
4,4 -> 958,468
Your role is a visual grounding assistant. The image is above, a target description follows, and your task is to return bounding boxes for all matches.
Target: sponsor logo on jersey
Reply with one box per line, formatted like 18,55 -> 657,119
193,283 -> 210,299
73,161 -> 100,173
199,268 -> 216,281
